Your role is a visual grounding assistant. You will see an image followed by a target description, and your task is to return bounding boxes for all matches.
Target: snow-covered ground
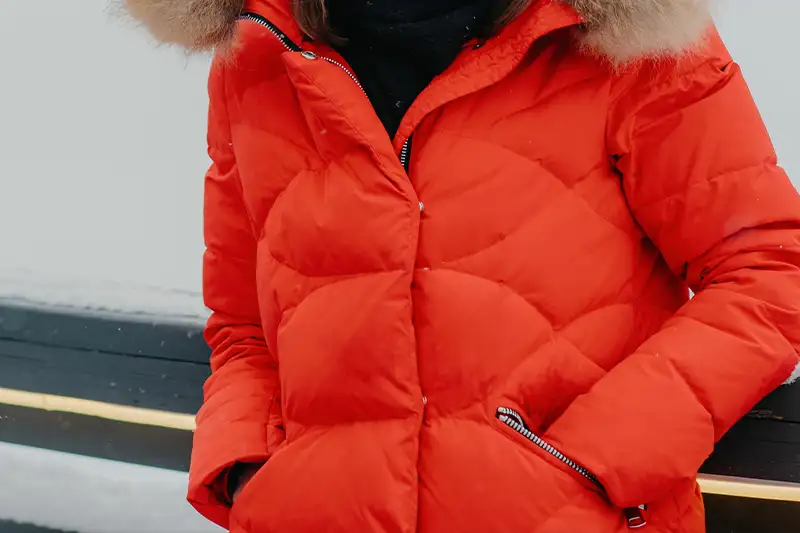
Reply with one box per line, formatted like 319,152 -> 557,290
0,442 -> 220,533
0,1 -> 799,315
0,268 -> 207,323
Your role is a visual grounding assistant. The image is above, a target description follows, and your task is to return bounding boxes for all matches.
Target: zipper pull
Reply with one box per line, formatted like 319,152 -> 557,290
496,407 -> 528,430
624,505 -> 647,529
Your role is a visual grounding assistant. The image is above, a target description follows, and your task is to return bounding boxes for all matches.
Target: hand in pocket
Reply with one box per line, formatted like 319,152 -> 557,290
231,462 -> 266,503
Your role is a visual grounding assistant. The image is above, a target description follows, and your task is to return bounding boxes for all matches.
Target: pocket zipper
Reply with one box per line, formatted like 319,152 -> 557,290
497,406 -> 602,489
496,407 -> 647,529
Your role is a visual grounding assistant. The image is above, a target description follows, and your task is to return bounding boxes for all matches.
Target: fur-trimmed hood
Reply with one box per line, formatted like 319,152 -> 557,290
121,0 -> 713,63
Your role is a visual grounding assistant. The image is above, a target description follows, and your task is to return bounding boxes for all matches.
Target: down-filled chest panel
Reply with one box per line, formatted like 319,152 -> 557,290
409,68 -> 649,328
228,41 -> 659,359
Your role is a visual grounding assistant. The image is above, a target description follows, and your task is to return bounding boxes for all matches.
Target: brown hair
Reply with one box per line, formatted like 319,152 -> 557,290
291,0 -> 533,43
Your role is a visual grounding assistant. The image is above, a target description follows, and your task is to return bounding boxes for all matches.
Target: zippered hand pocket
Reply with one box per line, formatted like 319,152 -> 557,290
497,407 -> 603,490
496,406 -> 648,529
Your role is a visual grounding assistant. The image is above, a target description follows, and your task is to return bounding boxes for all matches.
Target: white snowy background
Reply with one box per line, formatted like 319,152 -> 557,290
0,1 -> 797,531
1,0 -> 799,318
0,0 -> 210,320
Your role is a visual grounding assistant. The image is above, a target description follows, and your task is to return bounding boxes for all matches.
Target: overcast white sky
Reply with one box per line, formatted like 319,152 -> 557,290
0,0 -> 798,312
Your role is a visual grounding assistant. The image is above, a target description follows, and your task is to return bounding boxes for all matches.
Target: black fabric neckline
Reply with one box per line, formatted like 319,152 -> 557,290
328,0 -> 494,137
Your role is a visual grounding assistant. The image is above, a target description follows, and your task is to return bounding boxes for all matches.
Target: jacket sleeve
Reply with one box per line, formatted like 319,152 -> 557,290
544,31 -> 800,508
187,58 -> 285,528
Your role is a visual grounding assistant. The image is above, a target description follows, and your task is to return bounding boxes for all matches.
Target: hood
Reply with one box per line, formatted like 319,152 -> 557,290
120,0 -> 713,63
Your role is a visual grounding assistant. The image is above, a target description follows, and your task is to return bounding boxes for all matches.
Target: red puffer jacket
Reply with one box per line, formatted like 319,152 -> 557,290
126,0 -> 800,531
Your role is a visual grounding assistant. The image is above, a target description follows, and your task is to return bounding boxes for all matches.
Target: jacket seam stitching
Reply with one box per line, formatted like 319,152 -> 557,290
631,159 -> 772,213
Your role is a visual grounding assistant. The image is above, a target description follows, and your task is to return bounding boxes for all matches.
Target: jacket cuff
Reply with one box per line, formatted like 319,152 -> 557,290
543,352 -> 714,507
187,420 -> 277,528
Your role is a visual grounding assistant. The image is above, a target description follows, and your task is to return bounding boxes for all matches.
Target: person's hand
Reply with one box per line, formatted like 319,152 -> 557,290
230,462 -> 265,503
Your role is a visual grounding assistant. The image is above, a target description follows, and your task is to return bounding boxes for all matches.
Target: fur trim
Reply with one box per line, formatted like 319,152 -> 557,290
119,0 -> 713,61
119,0 -> 245,51
563,0 -> 714,63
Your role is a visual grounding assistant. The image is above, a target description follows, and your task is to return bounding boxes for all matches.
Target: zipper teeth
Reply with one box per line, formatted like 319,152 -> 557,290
319,57 -> 367,96
399,139 -> 411,170
496,407 -> 603,490
240,13 -> 366,97
239,13 -> 301,52
239,12 -> 412,173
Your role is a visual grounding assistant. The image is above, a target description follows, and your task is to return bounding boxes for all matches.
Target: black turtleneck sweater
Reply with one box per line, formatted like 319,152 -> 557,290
328,0 -> 494,138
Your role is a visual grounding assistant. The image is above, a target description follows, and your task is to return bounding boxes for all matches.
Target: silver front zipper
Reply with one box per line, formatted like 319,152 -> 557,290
320,56 -> 368,96
496,406 -> 603,490
298,50 -> 368,97
399,137 -> 412,172
240,12 -> 413,171
241,13 -> 364,96
240,12 -> 302,52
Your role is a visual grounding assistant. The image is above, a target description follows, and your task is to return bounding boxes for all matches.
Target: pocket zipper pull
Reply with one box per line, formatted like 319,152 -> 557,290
624,504 -> 647,529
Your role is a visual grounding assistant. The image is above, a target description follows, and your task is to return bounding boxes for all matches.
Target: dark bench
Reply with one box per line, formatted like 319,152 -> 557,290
1,303 -> 798,532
